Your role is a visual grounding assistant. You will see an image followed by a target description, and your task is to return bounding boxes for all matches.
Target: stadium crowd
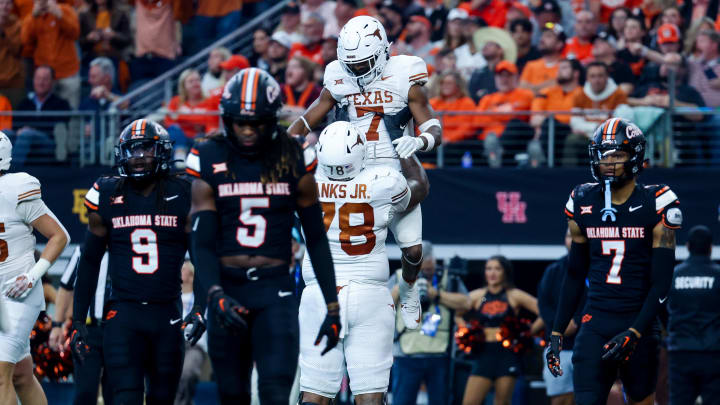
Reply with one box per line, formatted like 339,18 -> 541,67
1,0 -> 720,167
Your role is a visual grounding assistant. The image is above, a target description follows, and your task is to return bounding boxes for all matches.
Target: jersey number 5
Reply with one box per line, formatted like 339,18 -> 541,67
131,229 -> 158,274
321,202 -> 376,256
355,106 -> 384,141
237,197 -> 269,248
601,240 -> 625,284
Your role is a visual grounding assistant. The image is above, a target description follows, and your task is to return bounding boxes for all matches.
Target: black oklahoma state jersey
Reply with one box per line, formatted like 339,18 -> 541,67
185,136 -> 313,261
84,175 -> 191,302
564,183 -> 681,313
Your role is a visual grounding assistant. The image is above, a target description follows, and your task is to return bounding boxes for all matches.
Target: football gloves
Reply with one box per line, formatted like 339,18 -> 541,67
3,274 -> 36,299
546,334 -> 563,377
314,303 -> 341,356
70,321 -> 90,364
602,329 -> 639,362
182,307 -> 206,346
392,136 -> 425,159
209,288 -> 248,333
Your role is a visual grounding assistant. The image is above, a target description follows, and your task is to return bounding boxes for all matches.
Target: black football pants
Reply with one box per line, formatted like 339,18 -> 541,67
72,323 -> 112,405
572,309 -> 660,405
207,274 -> 299,405
103,300 -> 185,405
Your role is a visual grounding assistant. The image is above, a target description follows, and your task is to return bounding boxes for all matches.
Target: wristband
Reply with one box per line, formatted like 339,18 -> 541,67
28,258 -> 51,283
418,118 -> 441,132
419,132 -> 435,151
299,116 -> 312,132
51,321 -> 64,328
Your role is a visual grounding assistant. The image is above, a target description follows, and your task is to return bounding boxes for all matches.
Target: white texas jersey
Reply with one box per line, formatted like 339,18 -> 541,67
0,173 -> 43,279
323,55 -> 429,168
302,166 -> 411,285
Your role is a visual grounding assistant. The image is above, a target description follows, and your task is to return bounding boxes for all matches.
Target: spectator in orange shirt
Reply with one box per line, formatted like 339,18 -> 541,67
564,11 -> 597,64
520,22 -> 565,96
0,0 -> 24,108
476,61 -> 534,167
21,0 -> 81,109
0,94 -> 11,130
566,61 -> 628,165
458,0 -> 508,28
281,56 -> 321,124
289,12 -> 325,64
429,71 -> 477,143
165,68 -> 218,158
530,58 -> 584,166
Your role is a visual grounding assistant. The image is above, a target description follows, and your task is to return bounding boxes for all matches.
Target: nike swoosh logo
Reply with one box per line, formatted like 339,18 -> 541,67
165,195 -> 179,201
629,205 -> 643,212
192,217 -> 199,232
659,297 -> 667,304
381,75 -> 392,80
278,291 -> 293,298
170,318 -> 182,325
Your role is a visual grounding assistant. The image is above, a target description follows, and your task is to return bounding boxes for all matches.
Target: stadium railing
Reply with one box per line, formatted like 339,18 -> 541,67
2,107 -> 719,168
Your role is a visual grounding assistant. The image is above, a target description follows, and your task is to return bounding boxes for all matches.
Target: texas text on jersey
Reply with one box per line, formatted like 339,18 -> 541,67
84,174 -> 191,302
186,135 -> 311,262
565,183 -> 681,313
324,55 -> 428,162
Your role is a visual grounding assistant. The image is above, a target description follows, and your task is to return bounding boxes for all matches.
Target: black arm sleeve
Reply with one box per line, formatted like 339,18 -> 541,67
297,202 -> 338,306
190,210 -> 222,298
537,265 -> 555,330
72,231 -> 107,322
552,242 -> 590,334
631,248 -> 674,334
186,232 -> 208,313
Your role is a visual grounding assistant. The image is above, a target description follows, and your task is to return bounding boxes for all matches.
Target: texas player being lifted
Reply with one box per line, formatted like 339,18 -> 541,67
299,122 -> 426,405
546,118 -> 681,405
288,15 -> 440,330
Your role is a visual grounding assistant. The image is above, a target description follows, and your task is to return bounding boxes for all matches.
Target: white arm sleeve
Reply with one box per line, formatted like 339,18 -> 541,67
16,198 -> 49,224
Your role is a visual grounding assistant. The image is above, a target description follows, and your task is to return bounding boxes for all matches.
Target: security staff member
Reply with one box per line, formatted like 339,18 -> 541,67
50,246 -> 112,405
667,225 -> 720,405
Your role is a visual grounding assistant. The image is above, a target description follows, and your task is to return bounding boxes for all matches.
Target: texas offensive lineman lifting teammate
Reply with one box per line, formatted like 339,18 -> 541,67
288,15 -> 441,331
72,120 -> 205,405
186,68 -> 340,405
299,121 -> 426,405
546,118 -> 682,405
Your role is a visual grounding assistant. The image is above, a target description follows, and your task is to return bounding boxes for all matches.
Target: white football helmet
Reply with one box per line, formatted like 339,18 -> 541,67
317,121 -> 366,181
337,15 -> 390,88
0,131 -> 12,171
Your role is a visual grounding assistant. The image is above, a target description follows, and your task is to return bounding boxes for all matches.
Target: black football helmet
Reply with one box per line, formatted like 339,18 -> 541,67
220,67 -> 282,155
589,118 -> 646,185
114,119 -> 173,179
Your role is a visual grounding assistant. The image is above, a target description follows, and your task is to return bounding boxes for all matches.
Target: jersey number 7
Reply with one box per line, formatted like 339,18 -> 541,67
355,106 -> 384,141
602,240 -> 625,284
321,202 -> 376,256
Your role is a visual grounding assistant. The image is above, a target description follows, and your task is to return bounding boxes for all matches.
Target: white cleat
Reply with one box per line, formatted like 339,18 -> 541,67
399,280 -> 421,329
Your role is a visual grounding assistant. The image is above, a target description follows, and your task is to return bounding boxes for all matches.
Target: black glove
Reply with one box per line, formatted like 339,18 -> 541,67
602,329 -> 639,362
546,333 -> 563,377
70,321 -> 90,364
209,288 -> 248,333
314,303 -> 341,356
182,307 -> 206,346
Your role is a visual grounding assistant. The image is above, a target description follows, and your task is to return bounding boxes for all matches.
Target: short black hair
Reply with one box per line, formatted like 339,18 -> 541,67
586,61 -> 608,75
561,58 -> 585,84
509,18 -> 533,33
688,225 -> 712,256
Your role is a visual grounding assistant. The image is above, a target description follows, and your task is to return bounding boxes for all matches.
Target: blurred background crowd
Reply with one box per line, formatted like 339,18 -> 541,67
1,0 -> 720,168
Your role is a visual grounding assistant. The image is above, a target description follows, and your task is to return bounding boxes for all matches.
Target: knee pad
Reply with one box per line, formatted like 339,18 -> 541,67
114,389 -> 144,405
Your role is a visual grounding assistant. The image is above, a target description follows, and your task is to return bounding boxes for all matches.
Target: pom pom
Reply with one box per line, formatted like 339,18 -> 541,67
30,312 -> 74,382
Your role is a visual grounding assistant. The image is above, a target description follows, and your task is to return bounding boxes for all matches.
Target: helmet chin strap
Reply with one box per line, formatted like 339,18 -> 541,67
601,179 -> 618,222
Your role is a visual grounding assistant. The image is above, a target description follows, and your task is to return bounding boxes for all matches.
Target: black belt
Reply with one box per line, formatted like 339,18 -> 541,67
221,265 -> 290,282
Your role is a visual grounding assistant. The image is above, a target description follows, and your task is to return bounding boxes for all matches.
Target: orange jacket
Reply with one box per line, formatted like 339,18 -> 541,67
520,58 -> 559,87
429,96 -> 478,143
475,88 -> 534,139
21,4 -> 80,79
165,96 -> 219,139
0,96 -> 11,131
